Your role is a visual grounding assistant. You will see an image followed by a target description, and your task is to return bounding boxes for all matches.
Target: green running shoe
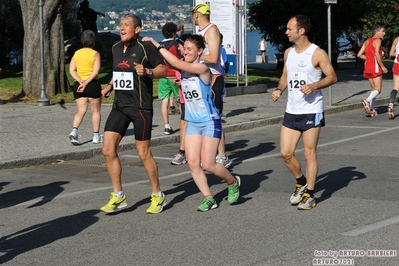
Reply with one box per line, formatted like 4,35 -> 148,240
227,176 -> 241,204
197,197 -> 217,212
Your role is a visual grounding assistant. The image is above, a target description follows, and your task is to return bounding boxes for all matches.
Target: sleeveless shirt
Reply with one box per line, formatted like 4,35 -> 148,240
285,44 -> 323,114
364,37 -> 383,75
181,68 -> 220,122
197,23 -> 224,75
73,48 -> 98,80
393,39 -> 399,74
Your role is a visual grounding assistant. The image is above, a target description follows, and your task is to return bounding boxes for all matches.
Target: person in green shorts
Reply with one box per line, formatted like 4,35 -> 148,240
157,22 -> 181,135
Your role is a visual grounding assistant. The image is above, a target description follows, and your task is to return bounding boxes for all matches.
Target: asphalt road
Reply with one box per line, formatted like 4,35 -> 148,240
1,108 -> 398,266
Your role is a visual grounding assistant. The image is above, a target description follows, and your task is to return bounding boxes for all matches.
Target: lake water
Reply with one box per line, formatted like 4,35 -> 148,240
138,29 -> 279,63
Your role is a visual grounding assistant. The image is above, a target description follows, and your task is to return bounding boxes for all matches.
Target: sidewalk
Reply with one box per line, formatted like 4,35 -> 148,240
0,61 -> 393,169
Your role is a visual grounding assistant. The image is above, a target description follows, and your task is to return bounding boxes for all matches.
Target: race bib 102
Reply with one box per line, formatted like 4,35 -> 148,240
112,71 -> 134,90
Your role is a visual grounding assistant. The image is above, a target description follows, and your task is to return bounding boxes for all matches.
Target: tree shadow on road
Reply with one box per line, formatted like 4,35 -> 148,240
335,89 -> 369,104
0,182 -> 10,192
225,106 -> 256,118
0,210 -> 99,264
116,169 -> 271,212
213,170 -> 272,205
0,181 -> 69,209
315,166 -> 366,204
227,141 -> 277,169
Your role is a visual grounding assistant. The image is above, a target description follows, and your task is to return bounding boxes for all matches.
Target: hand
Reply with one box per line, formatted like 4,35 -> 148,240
300,84 -> 314,95
271,90 -> 281,102
76,81 -> 86,93
142,36 -> 159,48
133,62 -> 146,76
101,86 -> 112,98
173,79 -> 181,86
382,66 -> 388,74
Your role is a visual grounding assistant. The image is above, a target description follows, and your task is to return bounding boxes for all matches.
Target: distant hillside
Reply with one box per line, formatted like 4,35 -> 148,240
89,0 -> 192,13
89,0 -> 258,13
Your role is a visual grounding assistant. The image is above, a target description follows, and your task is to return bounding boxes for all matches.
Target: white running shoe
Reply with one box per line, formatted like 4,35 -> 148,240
297,193 -> 317,210
171,153 -> 187,165
92,134 -> 103,144
289,183 -> 307,205
216,155 -> 232,168
69,130 -> 79,145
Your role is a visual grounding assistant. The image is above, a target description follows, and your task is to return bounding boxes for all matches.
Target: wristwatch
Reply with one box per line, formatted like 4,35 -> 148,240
146,68 -> 153,76
157,44 -> 166,50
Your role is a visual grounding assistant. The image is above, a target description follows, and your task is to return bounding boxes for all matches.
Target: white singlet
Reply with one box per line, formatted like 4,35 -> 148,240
285,43 -> 323,114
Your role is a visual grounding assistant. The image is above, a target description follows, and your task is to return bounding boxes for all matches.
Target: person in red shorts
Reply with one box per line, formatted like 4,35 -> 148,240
357,25 -> 388,117
386,36 -> 399,119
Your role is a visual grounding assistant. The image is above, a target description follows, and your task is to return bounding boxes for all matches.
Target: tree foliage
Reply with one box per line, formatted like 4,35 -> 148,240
361,0 -> 399,51
0,0 -> 23,67
63,0 -> 81,39
248,0 -> 370,53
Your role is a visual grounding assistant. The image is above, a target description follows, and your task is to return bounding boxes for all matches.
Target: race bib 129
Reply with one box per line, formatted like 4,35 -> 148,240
288,72 -> 307,91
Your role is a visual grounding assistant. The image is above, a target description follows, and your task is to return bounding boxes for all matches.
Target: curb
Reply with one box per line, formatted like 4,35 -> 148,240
225,84 -> 268,97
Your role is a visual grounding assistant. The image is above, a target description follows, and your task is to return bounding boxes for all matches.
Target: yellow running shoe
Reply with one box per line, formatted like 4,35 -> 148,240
146,192 -> 167,214
100,192 -> 127,213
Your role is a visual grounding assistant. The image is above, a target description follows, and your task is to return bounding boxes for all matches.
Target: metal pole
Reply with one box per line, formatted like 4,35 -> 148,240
327,4 -> 332,106
192,0 -> 196,33
243,0 -> 248,87
235,2 -> 239,87
37,0 -> 50,106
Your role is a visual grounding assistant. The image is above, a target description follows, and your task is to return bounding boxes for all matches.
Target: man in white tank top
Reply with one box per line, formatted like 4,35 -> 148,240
271,14 -> 337,210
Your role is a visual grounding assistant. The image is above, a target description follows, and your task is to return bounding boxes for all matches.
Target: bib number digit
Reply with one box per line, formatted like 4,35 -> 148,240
184,90 -> 199,100
289,79 -> 306,89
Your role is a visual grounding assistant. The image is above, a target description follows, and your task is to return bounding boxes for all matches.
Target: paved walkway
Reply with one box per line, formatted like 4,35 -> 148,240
0,61 -> 393,169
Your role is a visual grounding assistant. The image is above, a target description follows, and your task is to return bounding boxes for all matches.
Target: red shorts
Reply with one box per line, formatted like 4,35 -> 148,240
393,62 -> 399,75
363,72 -> 382,79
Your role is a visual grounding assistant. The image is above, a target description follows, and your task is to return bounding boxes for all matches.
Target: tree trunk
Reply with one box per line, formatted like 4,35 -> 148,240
19,0 -> 67,98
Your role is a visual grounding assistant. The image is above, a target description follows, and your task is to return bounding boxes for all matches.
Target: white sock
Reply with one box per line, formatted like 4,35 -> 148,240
366,90 -> 379,103
370,97 -> 376,110
93,132 -> 100,138
165,124 -> 171,129
114,191 -> 124,198
157,191 -> 164,197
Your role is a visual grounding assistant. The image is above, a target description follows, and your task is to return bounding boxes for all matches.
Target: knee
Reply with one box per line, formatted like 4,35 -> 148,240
200,161 -> 213,171
303,149 -> 317,162
91,108 -> 101,115
77,108 -> 87,115
187,157 -> 201,169
136,148 -> 150,161
188,162 -> 204,173
280,150 -> 293,162
102,145 -> 117,159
